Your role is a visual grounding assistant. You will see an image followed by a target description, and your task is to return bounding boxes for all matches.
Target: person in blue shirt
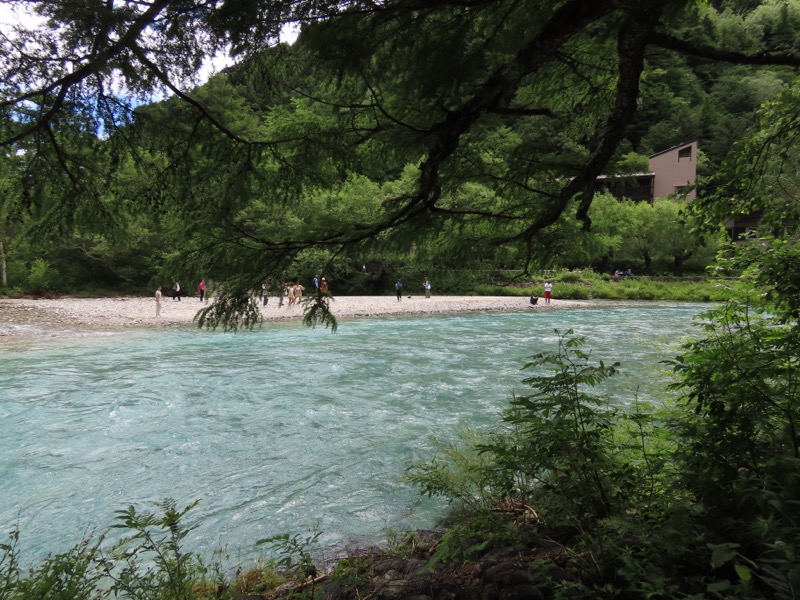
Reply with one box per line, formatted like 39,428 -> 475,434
395,279 -> 403,301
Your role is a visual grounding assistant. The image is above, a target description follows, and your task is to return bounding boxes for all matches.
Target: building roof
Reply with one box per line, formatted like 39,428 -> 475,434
596,172 -> 654,180
648,139 -> 698,159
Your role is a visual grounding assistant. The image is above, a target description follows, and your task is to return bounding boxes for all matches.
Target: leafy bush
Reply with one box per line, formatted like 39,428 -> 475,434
0,527 -> 104,600
668,300 -> 800,554
590,281 -> 626,299
4,261 -> 28,289
255,530 -> 321,581
0,499 -> 227,600
0,286 -> 22,298
26,258 -> 55,293
471,284 -> 528,296
559,271 -> 584,283
407,426 -> 505,516
407,325 -> 783,597
410,330 -> 670,531
479,332 -> 630,525
104,498 -> 212,600
549,283 -> 591,300
472,276 -> 738,303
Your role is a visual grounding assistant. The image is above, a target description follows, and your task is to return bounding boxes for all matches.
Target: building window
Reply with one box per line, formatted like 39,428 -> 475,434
678,146 -> 692,161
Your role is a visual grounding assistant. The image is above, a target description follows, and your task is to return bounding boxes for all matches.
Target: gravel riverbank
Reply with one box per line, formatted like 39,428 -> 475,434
0,295 -> 587,342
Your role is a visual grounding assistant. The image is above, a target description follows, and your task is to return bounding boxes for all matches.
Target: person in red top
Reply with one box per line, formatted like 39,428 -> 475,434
198,279 -> 206,302
320,278 -> 329,293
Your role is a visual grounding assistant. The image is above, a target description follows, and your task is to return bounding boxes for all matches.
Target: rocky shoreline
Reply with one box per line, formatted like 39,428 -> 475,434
0,295 -> 586,342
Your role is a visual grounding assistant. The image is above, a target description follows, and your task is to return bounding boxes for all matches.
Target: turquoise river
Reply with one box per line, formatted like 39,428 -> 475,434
0,301 -> 708,567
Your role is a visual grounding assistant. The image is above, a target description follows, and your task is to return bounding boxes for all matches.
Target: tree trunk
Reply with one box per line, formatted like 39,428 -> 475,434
673,251 -> 692,276
642,250 -> 652,273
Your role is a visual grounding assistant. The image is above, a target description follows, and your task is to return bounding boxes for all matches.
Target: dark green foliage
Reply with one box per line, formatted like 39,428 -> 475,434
665,297 -> 800,595
479,332 -> 625,525
5,0 -> 800,317
0,499 -> 230,600
407,282 -> 800,597
195,291 -> 263,332
325,554 -> 372,593
669,302 -> 800,515
255,531 -> 321,581
300,293 -> 338,332
0,527 -> 104,600
5,1 -> 800,596
105,498 -> 204,600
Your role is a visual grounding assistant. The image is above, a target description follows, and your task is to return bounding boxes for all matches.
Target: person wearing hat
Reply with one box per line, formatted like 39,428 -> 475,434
320,277 -> 329,293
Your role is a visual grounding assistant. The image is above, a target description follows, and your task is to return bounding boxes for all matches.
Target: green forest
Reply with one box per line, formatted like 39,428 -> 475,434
4,0 -> 799,308
3,0 -> 800,597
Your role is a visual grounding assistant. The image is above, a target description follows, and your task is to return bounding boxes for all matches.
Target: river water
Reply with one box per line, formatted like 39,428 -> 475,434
0,302 -> 707,566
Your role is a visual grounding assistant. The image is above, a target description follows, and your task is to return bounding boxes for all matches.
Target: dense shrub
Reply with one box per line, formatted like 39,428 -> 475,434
549,282 -> 591,300
26,258 -> 56,293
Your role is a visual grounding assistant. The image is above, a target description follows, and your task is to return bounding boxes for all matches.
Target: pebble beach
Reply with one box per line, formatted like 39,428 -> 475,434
0,294 -> 587,342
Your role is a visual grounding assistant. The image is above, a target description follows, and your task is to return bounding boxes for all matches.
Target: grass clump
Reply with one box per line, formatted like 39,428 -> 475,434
474,270 -> 739,303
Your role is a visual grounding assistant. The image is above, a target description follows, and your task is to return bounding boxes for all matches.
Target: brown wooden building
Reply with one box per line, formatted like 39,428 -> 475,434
598,140 -> 698,203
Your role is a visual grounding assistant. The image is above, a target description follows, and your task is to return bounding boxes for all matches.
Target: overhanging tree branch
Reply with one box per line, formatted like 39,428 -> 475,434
651,31 -> 800,67
1,0 -> 172,147
509,0 -> 666,244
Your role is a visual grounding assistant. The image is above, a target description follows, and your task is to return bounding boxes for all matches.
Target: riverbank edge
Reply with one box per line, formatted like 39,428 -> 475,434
0,295 -> 589,343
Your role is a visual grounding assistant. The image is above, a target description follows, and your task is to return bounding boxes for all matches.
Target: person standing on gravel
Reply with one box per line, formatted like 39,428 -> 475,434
154,286 -> 162,317
198,279 -> 206,303
173,281 -> 181,301
423,276 -> 431,298
395,279 -> 403,301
